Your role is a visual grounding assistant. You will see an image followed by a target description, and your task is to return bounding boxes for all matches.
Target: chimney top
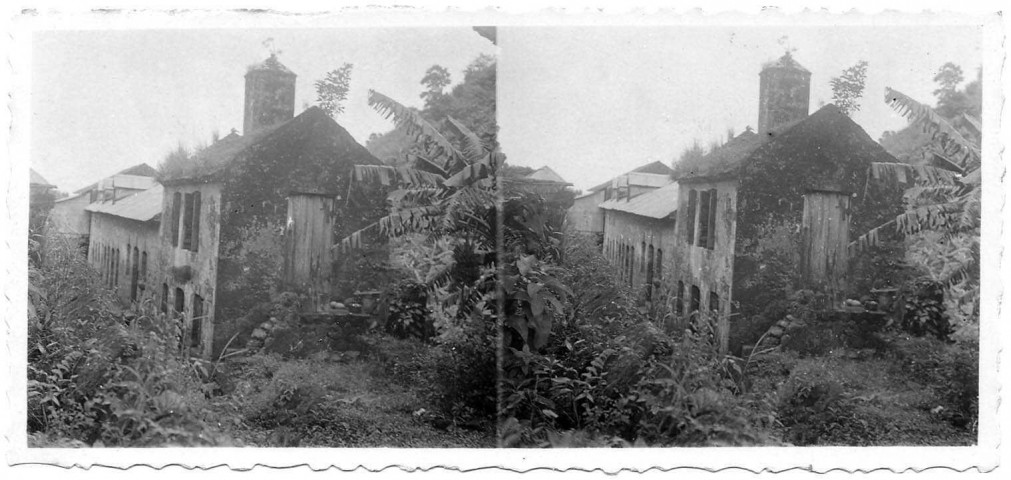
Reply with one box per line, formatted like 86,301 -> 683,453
761,51 -> 811,74
246,53 -> 296,76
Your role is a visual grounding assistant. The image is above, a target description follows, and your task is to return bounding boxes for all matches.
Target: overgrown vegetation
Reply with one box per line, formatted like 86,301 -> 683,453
28,230 -> 229,447
499,63 -> 980,448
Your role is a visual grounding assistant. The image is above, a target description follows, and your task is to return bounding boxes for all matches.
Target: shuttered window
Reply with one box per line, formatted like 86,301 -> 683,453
190,191 -> 201,252
646,245 -> 655,300
171,192 -> 182,247
656,248 -> 663,282
191,294 -> 204,348
697,189 -> 711,248
690,285 -> 701,315
161,283 -> 168,313
706,189 -> 718,250
174,287 -> 185,313
182,193 -> 194,250
130,247 -> 139,301
686,190 -> 697,244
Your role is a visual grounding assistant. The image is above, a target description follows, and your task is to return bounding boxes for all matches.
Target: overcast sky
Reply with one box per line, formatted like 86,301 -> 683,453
30,24 -> 984,194
31,28 -> 495,192
498,25 -> 983,191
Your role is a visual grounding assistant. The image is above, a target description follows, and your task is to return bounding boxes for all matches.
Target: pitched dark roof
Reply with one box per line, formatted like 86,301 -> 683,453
523,166 -> 570,185
677,104 -> 891,184
118,163 -> 158,177
161,106 -> 380,185
673,130 -> 764,182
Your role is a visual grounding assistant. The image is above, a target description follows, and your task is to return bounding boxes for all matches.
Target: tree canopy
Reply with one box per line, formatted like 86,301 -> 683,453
315,63 -> 354,119
830,60 -> 869,116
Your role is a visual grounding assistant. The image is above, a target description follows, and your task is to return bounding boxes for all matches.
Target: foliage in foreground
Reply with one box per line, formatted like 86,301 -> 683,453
853,86 -> 980,314
340,84 -> 501,427
28,231 -> 228,447
501,232 -> 775,447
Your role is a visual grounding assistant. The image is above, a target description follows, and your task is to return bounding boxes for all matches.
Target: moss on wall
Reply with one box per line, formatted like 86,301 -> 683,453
731,106 -> 904,319
213,107 -> 387,327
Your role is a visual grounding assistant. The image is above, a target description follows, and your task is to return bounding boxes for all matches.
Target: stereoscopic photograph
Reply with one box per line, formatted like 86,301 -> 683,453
7,5 -> 1002,474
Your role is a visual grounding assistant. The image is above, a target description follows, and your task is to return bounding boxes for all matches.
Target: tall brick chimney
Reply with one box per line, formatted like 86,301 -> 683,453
243,54 -> 296,136
757,52 -> 811,136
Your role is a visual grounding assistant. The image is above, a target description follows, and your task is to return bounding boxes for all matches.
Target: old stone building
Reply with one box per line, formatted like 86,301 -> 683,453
86,185 -> 163,313
599,181 -> 678,300
29,169 -> 56,237
567,161 -> 672,235
86,54 -> 382,358
51,163 -> 158,245
588,52 -> 900,353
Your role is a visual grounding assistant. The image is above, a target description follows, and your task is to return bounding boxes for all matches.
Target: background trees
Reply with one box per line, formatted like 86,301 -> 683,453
830,60 -> 869,117
853,82 -> 981,335
315,63 -> 354,119
365,54 -> 497,165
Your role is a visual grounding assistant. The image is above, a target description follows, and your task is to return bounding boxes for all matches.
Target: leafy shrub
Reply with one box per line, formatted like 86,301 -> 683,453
419,336 -> 497,427
898,278 -> 953,340
780,311 -> 891,357
891,335 -> 978,433
384,281 -> 433,340
501,233 -> 774,447
367,331 -> 495,429
776,361 -> 884,445
729,314 -> 777,356
28,230 -> 227,446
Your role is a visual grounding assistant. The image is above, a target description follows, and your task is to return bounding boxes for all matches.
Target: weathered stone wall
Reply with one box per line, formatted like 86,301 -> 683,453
52,194 -> 92,237
215,109 -> 385,333
159,182 -> 223,359
670,179 -> 738,352
87,213 -> 161,309
567,190 -> 605,233
758,66 -> 811,135
601,209 -> 677,298
732,107 -> 903,321
243,68 -> 296,135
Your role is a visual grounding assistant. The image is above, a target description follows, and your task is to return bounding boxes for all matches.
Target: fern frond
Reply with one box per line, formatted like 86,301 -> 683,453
368,90 -> 461,166
378,206 -> 445,237
337,222 -> 379,252
885,87 -> 980,170
961,113 -> 982,138
849,220 -> 894,254
870,162 -> 959,186
353,164 -> 444,187
444,161 -> 492,188
446,116 -> 487,165
387,187 -> 444,208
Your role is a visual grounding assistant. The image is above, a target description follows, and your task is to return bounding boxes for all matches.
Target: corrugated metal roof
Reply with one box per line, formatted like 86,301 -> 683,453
73,163 -> 157,194
96,174 -> 157,191
618,172 -> 670,188
599,181 -> 679,219
587,161 -> 674,192
85,184 -> 163,222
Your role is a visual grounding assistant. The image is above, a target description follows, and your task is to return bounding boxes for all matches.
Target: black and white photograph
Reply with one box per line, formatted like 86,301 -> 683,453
2,3 -> 1005,475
